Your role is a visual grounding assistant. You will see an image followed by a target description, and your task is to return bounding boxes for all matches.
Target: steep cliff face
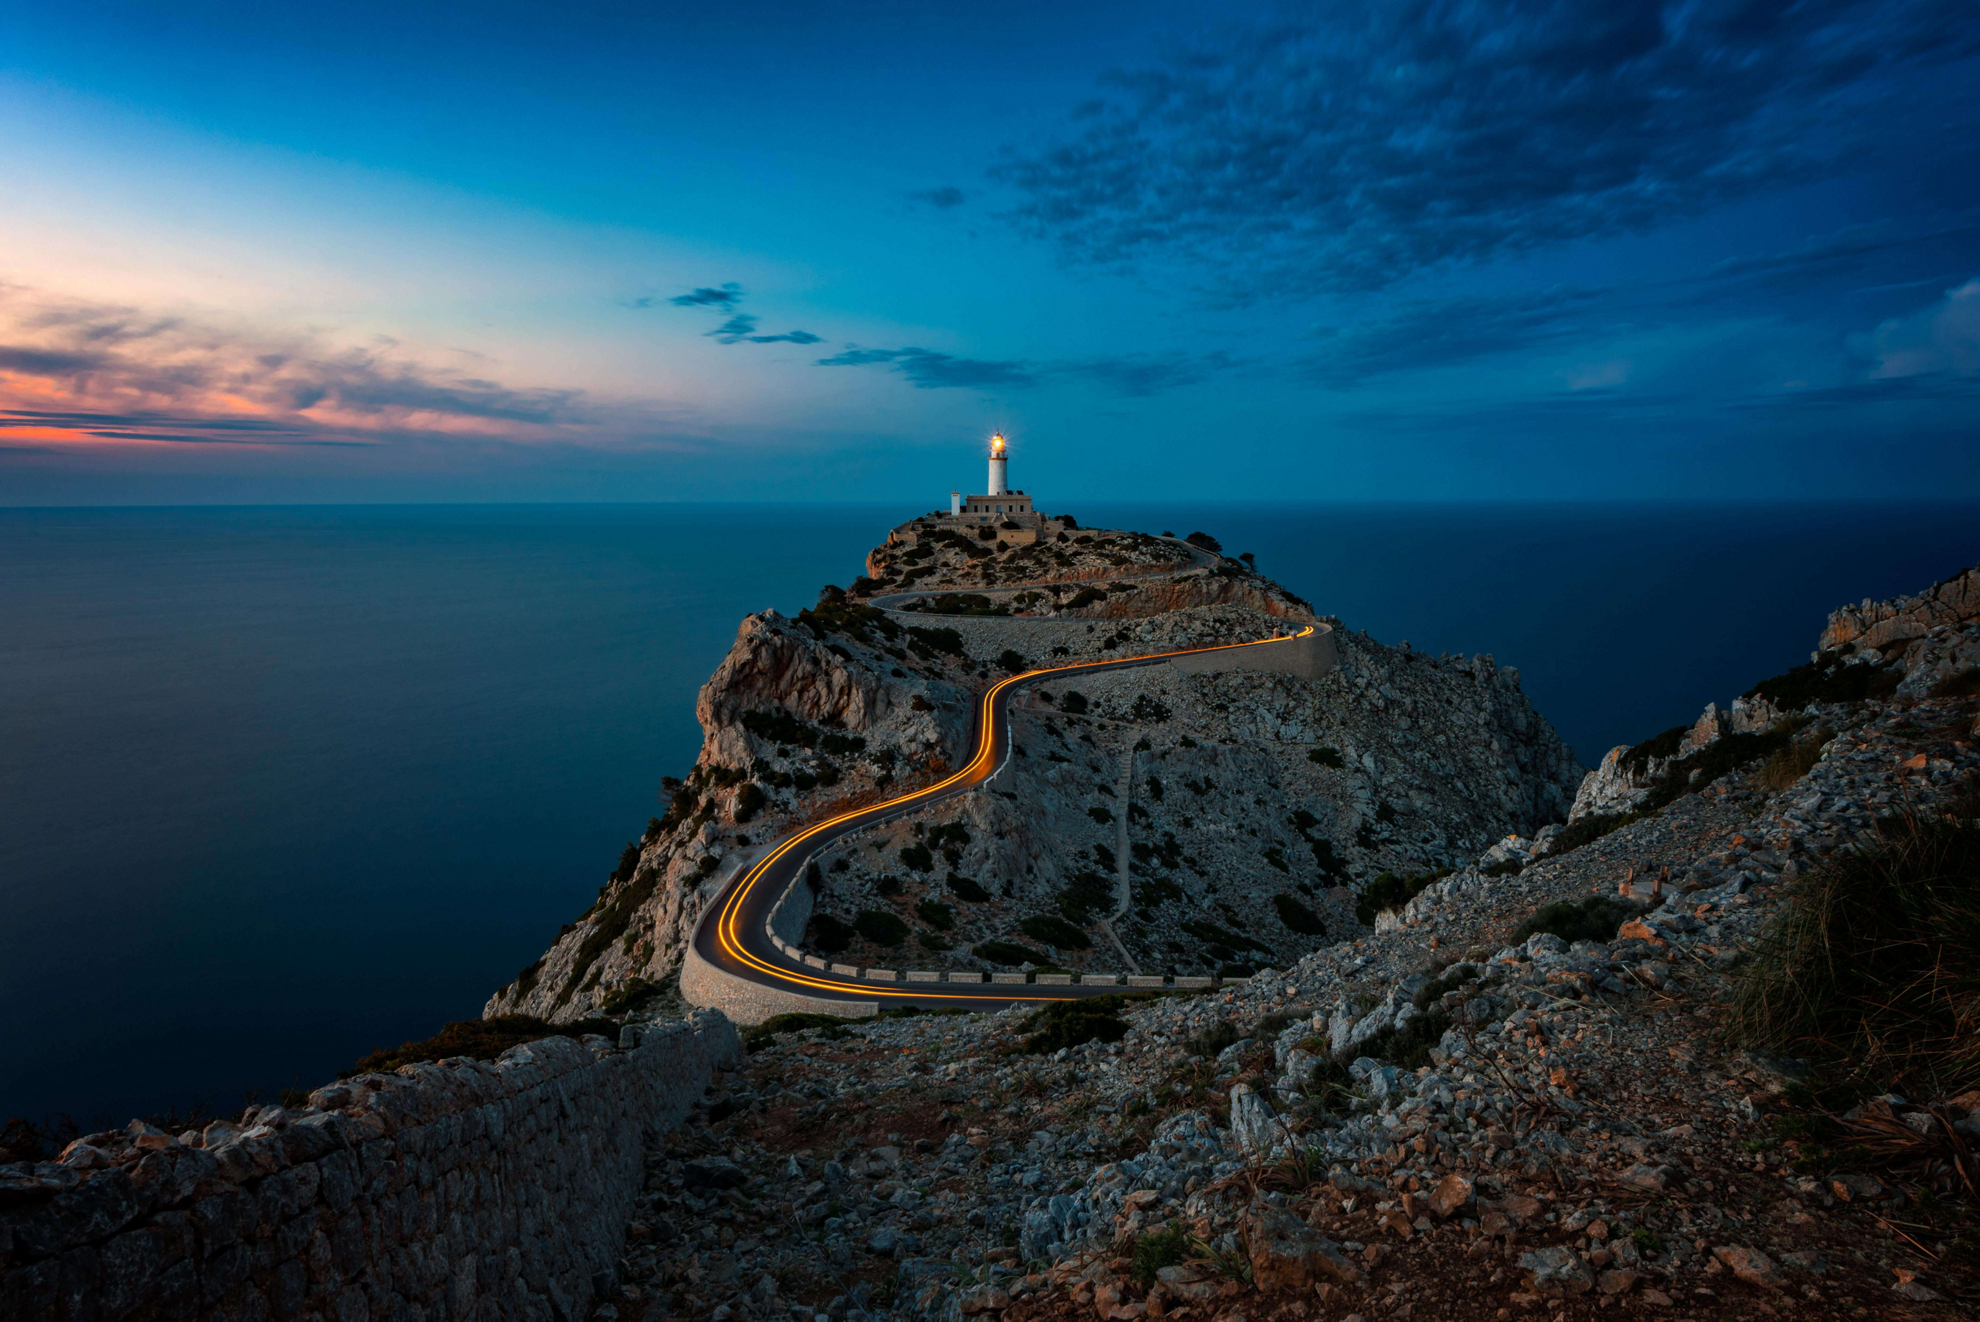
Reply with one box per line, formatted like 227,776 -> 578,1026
1570,559 -> 1980,822
486,524 -> 1583,1021
1818,563 -> 1980,698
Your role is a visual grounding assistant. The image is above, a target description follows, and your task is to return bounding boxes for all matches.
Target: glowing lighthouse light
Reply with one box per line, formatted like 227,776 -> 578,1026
987,432 -> 1009,495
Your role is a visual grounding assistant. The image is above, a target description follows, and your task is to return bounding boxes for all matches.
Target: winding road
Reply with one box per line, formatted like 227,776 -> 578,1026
686,625 -> 1320,1013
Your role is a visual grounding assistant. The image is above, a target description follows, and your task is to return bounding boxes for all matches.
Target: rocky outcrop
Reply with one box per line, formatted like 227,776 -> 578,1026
1819,563 -> 1980,698
490,523 -> 1582,1019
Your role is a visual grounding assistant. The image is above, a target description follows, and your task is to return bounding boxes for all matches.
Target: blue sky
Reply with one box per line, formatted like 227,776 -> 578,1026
1,0 -> 1976,503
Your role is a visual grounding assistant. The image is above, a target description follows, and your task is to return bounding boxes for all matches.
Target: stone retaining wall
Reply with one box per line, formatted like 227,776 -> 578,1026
1,1011 -> 742,1321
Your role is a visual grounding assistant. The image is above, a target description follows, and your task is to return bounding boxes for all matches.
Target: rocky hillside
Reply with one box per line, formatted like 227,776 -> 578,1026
584,561 -> 1980,1322
484,519 -> 1583,1020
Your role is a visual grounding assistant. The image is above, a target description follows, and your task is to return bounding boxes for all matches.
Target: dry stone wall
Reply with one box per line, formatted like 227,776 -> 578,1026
0,1011 -> 741,1322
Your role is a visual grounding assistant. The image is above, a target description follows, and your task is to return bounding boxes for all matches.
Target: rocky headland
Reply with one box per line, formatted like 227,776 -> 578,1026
8,527 -> 1978,1322
485,520 -> 1583,1021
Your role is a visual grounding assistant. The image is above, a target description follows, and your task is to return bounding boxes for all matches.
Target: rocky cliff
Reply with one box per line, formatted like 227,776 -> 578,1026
486,518 -> 1583,1021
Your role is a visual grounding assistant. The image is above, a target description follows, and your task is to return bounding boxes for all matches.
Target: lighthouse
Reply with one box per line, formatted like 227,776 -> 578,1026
944,432 -> 1037,528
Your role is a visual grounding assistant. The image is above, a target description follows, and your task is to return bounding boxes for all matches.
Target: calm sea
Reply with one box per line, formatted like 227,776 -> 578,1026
4,501 -> 1976,1122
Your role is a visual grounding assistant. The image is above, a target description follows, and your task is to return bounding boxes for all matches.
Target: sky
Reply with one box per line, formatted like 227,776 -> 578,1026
1,0 -> 1977,505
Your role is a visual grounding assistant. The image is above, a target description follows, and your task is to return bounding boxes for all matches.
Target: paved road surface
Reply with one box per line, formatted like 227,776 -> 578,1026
688,627 -> 1317,1011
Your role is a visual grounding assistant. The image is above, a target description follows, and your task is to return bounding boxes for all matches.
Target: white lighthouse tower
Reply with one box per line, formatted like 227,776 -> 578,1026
947,431 -> 1036,527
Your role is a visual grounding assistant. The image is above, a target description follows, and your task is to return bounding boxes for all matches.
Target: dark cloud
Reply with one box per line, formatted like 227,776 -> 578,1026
669,283 -> 744,308
993,1 -> 1980,299
705,313 -> 822,346
1059,351 -> 1240,396
1301,287 -> 1605,386
0,346 -> 109,374
816,346 -> 1037,389
0,408 -> 366,446
709,313 -> 761,343
908,187 -> 967,209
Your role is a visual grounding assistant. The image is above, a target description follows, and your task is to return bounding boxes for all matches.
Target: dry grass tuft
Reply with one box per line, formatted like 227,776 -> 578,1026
1732,805 -> 1980,1100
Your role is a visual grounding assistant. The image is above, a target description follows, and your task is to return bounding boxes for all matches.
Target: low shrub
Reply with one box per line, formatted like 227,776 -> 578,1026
1352,1007 -> 1451,1071
854,910 -> 909,947
999,648 -> 1027,672
1515,895 -> 1638,945
905,625 -> 966,657
1746,654 -> 1903,710
346,1015 -> 619,1076
1057,869 -> 1115,923
1480,859 -> 1523,878
1128,1225 -> 1193,1287
1184,531 -> 1223,554
1307,746 -> 1345,768
1354,869 -> 1449,925
948,873 -> 991,902
809,914 -> 855,953
1732,812 -> 1980,1097
745,1012 -> 850,1048
1756,729 -> 1831,791
899,843 -> 934,872
1064,588 -> 1107,610
917,932 -> 954,952
1020,914 -> 1093,949
732,782 -> 767,823
1272,893 -> 1327,935
1060,690 -> 1089,714
974,939 -> 1046,966
598,978 -> 666,1016
915,899 -> 956,930
1014,994 -> 1139,1054
1550,809 -> 1643,853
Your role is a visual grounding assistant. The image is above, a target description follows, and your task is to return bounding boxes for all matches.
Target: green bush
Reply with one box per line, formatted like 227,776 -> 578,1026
810,914 -> 855,953
1746,654 -> 1902,709
733,782 -> 767,823
1515,895 -> 1637,945
1057,869 -> 1115,923
906,625 -> 966,657
1756,730 -> 1830,791
974,939 -> 1045,966
1020,914 -> 1092,949
1015,995 -> 1136,1054
1354,869 -> 1449,925
900,843 -> 935,872
1732,813 -> 1980,1097
915,899 -> 955,930
1184,531 -> 1222,554
346,1015 -> 619,1076
740,709 -> 813,746
1350,1007 -> 1451,1070
1087,805 -> 1114,825
1480,859 -> 1523,878
1060,690 -> 1089,714
948,873 -> 991,902
854,910 -> 909,947
1549,809 -> 1643,854
1308,746 -> 1345,768
1272,893 -> 1327,935
917,932 -> 954,952
1064,587 -> 1107,610
999,648 -> 1027,672
598,978 -> 665,1016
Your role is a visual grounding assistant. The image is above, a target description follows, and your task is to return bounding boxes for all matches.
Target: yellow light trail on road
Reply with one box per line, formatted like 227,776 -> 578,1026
709,626 -> 1317,1004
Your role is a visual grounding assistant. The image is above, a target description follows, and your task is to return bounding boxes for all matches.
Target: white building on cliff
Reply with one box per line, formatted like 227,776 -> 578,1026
946,433 -> 1036,524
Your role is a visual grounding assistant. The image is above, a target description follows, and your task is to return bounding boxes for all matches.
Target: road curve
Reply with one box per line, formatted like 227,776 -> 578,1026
688,626 -> 1319,1012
